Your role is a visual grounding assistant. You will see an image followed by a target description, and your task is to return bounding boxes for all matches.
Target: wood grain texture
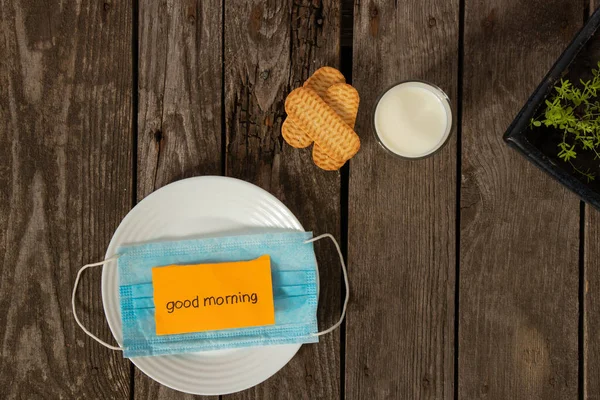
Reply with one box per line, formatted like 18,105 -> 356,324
223,0 -> 342,398
135,0 -> 222,398
572,5 -> 599,398
137,0 -> 222,196
347,1 -> 458,399
0,0 -> 132,398
585,207 -> 600,400
460,1 -> 582,398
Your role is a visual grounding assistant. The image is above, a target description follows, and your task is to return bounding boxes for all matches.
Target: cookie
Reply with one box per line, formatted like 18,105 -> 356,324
303,66 -> 346,98
281,118 -> 312,148
282,67 -> 347,149
285,87 -> 360,162
323,83 -> 359,128
311,83 -> 360,169
312,145 -> 346,170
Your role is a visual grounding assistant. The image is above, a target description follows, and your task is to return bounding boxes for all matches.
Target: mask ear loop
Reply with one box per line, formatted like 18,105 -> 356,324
304,233 -> 349,336
72,255 -> 123,351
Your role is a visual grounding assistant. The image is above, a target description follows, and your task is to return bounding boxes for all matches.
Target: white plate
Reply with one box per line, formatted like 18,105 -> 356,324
101,176 -> 304,395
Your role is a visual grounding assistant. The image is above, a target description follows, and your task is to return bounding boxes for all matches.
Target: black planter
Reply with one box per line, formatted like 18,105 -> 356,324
504,6 -> 600,209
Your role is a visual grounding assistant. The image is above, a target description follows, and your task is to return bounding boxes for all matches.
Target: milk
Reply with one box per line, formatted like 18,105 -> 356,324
374,81 -> 452,158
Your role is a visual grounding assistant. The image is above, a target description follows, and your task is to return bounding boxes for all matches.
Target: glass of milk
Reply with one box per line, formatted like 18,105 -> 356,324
373,81 -> 453,159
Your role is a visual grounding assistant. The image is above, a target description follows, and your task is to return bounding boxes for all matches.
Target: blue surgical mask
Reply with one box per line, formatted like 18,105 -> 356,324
72,232 -> 348,358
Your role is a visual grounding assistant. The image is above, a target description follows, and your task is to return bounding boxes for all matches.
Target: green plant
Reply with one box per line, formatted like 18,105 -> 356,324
529,62 -> 600,182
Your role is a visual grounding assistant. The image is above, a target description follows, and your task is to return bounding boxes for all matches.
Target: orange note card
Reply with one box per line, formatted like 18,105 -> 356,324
152,255 -> 275,335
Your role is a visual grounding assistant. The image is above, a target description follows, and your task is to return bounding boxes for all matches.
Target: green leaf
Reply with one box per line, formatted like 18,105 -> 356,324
558,143 -> 577,161
541,65 -> 600,168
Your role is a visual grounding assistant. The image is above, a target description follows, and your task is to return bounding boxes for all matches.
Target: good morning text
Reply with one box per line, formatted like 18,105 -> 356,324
166,292 -> 258,313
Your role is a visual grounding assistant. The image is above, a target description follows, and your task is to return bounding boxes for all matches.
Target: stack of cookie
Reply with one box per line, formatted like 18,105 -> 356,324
282,67 -> 360,170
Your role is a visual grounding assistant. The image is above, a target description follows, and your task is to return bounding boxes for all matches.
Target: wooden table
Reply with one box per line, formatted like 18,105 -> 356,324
2,0 -> 598,398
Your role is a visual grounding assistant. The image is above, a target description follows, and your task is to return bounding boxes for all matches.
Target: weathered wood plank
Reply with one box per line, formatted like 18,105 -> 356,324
135,0 -> 222,398
347,1 -> 459,399
585,207 -> 600,400
584,6 -> 600,399
571,5 -> 599,397
0,0 -> 132,398
137,0 -> 222,195
223,0 -> 342,399
459,1 -> 582,398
